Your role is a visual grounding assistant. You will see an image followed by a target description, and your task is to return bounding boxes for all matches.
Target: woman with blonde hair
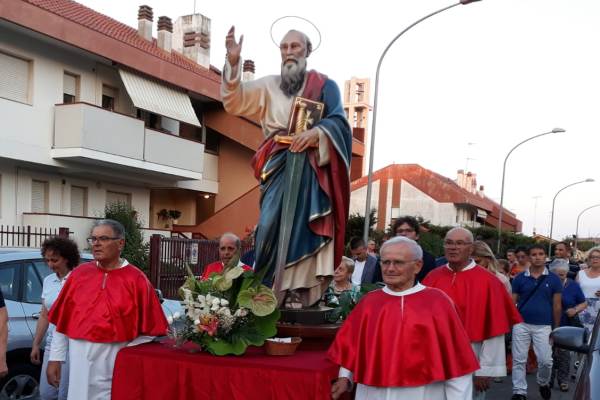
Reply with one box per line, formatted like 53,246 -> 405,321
577,246 -> 600,332
472,241 -> 511,293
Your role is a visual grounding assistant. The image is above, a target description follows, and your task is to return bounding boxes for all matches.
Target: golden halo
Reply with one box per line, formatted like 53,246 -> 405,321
270,16 -> 322,52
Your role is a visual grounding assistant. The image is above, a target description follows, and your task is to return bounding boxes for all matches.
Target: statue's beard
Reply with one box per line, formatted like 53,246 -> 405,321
280,58 -> 307,97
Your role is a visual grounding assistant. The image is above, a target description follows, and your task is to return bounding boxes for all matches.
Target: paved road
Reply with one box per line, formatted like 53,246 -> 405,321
488,373 -> 575,400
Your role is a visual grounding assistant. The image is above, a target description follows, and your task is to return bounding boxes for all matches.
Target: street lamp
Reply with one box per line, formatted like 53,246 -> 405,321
362,0 -> 482,243
574,203 -> 600,252
548,178 -> 595,255
496,128 -> 565,253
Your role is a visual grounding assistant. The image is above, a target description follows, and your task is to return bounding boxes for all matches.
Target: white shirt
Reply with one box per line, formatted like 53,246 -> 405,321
41,271 -> 70,344
351,259 -> 366,285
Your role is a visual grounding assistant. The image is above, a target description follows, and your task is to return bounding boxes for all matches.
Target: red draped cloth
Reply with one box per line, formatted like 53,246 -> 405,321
111,343 -> 338,400
423,265 -> 522,342
328,288 -> 479,387
48,261 -> 168,342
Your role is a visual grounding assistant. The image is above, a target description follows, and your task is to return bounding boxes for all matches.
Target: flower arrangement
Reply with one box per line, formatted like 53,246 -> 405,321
178,254 -> 280,355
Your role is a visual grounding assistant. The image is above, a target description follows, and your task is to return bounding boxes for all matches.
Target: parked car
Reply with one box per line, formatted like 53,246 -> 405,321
0,248 -> 182,399
551,312 -> 600,400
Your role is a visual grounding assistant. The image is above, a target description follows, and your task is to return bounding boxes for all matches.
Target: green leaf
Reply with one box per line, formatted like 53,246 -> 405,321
254,308 -> 280,338
237,285 -> 278,317
204,338 -> 247,356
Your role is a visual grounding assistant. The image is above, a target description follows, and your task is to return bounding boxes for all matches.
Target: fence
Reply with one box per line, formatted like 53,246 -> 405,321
149,235 -> 253,299
0,225 -> 70,248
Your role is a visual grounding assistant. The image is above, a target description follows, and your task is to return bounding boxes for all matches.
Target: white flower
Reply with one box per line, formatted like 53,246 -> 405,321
194,319 -> 200,325
211,303 -> 220,311
212,298 -> 221,306
220,299 -> 229,307
234,308 -> 249,317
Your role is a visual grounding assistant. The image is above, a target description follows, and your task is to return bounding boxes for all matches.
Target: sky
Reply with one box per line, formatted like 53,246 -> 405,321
78,0 -> 600,242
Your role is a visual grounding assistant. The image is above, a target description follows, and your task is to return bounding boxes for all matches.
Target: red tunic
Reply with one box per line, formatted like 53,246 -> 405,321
201,261 -> 252,280
48,261 -> 168,343
423,265 -> 522,342
327,287 -> 479,387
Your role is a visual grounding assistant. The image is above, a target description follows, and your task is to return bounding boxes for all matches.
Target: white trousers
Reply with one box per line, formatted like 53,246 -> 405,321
67,339 -> 127,400
511,323 -> 553,395
355,373 -> 473,400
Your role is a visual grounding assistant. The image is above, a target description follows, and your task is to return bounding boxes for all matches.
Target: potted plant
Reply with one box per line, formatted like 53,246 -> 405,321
168,209 -> 182,225
157,208 -> 170,228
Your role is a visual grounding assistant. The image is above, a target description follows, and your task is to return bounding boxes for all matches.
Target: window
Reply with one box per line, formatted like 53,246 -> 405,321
106,190 -> 131,206
102,84 -> 117,111
0,51 -> 31,103
31,180 -> 49,213
63,72 -> 79,104
204,127 -> 220,155
71,186 -> 87,216
23,263 -> 44,304
0,263 -> 19,301
32,260 -> 53,281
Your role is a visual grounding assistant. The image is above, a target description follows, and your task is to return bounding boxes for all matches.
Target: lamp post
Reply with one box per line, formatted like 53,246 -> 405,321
548,178 -> 595,255
362,0 -> 482,244
574,203 -> 600,252
496,128 -> 565,253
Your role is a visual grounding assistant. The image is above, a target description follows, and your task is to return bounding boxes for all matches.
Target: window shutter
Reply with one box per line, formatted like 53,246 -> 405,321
63,73 -> 77,97
0,52 -> 30,103
106,191 -> 130,206
70,186 -> 87,216
31,180 -> 48,213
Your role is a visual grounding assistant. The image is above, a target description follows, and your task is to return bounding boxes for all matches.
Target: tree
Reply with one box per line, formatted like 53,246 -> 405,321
345,210 -> 378,245
104,202 -> 149,274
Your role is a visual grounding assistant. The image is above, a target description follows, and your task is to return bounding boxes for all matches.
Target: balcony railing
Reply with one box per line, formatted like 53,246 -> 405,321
52,102 -> 205,180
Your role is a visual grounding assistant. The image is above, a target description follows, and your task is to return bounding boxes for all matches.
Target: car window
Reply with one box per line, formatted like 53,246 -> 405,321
32,260 -> 53,280
23,263 -> 43,304
0,263 -> 19,301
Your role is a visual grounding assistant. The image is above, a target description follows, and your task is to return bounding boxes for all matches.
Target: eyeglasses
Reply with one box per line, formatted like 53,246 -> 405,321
381,259 -> 418,267
590,255 -> 600,260
443,240 -> 473,248
396,229 -> 416,234
87,236 -> 121,244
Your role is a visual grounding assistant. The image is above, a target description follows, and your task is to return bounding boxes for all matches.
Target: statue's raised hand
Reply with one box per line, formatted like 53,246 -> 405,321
225,26 -> 244,67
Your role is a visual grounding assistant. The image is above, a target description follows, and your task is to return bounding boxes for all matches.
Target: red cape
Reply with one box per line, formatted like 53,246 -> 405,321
423,265 -> 522,342
48,261 -> 168,343
201,261 -> 252,280
327,287 -> 479,387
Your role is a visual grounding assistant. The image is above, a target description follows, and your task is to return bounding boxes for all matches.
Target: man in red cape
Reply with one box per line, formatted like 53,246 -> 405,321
201,233 -> 252,280
46,220 -> 168,400
329,236 -> 479,399
221,27 -> 352,306
423,227 -> 522,399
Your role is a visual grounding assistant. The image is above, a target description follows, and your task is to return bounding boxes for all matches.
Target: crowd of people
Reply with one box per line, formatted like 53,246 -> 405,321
0,215 -> 595,400
325,216 -> 600,400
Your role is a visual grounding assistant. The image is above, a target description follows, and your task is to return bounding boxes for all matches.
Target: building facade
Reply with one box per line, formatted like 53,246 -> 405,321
0,0 -> 265,247
350,164 -> 522,232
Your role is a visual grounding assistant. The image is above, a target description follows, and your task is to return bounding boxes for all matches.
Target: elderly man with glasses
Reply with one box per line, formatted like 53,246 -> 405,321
46,219 -> 168,400
329,236 -> 479,400
424,227 -> 522,400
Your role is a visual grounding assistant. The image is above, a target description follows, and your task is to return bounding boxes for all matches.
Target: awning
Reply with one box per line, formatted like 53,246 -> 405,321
118,69 -> 201,127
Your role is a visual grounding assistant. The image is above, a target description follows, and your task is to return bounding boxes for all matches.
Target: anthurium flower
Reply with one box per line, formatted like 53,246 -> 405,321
237,285 -> 277,317
213,266 -> 245,291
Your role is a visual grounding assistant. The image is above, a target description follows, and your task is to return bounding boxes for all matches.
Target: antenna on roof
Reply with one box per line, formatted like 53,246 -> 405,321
193,0 -> 196,14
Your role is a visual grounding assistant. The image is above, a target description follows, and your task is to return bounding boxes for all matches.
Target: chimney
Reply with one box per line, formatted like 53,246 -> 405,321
456,169 -> 465,188
172,14 -> 211,69
137,5 -> 153,41
157,16 -> 173,52
243,59 -> 255,81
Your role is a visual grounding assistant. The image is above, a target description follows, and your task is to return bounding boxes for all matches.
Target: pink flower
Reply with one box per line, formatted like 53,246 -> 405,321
198,316 -> 219,337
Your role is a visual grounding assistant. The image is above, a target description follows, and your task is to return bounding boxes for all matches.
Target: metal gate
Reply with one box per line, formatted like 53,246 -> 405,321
148,235 -> 253,299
